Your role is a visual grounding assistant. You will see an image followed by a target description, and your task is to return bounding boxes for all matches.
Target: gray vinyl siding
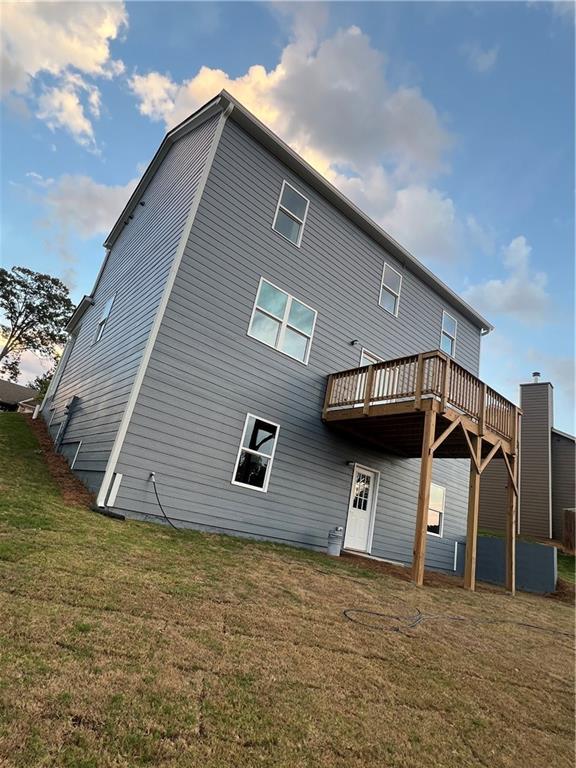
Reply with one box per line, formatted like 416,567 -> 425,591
478,459 -> 508,533
111,118 -> 479,571
42,114 -> 220,493
551,431 -> 575,540
519,383 -> 553,538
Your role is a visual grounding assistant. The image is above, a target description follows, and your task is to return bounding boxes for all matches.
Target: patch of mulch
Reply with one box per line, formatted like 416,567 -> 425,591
26,415 -> 94,509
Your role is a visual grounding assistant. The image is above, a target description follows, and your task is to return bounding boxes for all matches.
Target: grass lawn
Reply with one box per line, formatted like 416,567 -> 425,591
0,413 -> 574,767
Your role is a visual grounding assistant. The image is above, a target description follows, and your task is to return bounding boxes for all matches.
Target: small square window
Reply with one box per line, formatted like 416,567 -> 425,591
440,311 -> 457,357
379,264 -> 402,316
272,181 -> 309,246
232,414 -> 280,492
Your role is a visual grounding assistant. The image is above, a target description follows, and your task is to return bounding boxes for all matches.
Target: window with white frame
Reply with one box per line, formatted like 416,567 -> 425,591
272,181 -> 309,246
94,295 -> 115,343
232,414 -> 280,492
248,278 -> 317,364
379,263 -> 402,316
427,483 -> 446,536
440,311 -> 457,357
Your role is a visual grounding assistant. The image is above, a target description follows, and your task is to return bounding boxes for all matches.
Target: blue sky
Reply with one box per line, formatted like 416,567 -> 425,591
1,1 -> 574,431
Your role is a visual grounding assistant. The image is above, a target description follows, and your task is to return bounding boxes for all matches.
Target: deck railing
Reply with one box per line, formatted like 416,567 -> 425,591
325,351 -> 517,441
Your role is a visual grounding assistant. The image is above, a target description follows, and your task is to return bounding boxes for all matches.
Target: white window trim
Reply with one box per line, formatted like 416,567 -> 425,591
247,277 -> 318,366
272,180 -> 310,248
231,413 -> 281,494
427,482 -> 446,538
440,310 -> 457,357
93,294 -> 116,344
379,263 -> 402,317
359,348 -> 383,366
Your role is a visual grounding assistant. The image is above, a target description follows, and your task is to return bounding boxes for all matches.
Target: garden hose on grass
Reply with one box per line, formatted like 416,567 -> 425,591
343,607 -> 575,638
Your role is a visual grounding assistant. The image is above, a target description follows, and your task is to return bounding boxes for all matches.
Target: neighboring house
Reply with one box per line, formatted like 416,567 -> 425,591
0,380 -> 37,412
40,91 -> 520,591
480,374 -> 575,541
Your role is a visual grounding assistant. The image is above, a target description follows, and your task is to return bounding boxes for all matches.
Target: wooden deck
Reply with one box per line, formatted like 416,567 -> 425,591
323,351 -> 518,457
322,351 -> 521,593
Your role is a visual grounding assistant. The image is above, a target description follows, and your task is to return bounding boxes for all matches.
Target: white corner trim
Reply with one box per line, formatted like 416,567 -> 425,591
95,105 -> 234,507
106,473 -> 123,507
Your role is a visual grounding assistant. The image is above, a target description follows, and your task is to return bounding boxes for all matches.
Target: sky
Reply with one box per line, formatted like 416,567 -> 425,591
1,1 -> 574,432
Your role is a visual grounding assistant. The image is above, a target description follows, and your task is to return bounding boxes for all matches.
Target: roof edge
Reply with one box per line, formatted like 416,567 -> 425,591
103,95 -> 225,249
217,90 -> 493,332
552,427 -> 575,442
102,88 -> 493,332
66,295 -> 94,332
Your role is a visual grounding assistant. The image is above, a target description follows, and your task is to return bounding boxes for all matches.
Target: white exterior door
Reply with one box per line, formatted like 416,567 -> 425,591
344,465 -> 379,552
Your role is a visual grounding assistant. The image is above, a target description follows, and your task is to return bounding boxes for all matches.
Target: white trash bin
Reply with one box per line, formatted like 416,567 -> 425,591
327,526 -> 344,557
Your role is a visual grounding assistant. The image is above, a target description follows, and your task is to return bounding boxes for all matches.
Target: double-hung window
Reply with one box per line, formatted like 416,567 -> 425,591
379,263 -> 402,316
440,311 -> 457,357
272,181 -> 309,246
427,483 -> 446,536
94,295 -> 115,343
248,278 -> 317,364
232,414 -> 280,492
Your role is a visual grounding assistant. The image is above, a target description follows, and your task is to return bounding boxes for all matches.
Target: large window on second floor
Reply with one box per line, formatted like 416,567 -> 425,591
248,278 -> 317,365
379,263 -> 402,316
272,181 -> 309,246
440,310 -> 457,357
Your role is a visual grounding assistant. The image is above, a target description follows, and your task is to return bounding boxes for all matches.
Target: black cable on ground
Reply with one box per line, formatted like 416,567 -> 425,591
342,608 -> 575,638
150,475 -> 179,531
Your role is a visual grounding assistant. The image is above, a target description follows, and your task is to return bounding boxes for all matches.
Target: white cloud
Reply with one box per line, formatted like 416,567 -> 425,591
463,236 -> 550,324
37,74 -> 102,151
129,22 -> 451,180
29,172 -> 139,286
128,12 -> 466,264
1,2 -> 126,147
380,185 -> 461,262
460,42 -> 499,73
17,349 -> 54,388
42,173 -> 139,240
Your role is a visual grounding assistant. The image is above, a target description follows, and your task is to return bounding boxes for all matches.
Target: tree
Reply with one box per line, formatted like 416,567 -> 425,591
0,266 -> 73,382
28,355 -> 60,400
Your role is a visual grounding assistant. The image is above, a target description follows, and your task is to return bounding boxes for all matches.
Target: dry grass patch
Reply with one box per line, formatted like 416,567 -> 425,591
0,413 -> 574,767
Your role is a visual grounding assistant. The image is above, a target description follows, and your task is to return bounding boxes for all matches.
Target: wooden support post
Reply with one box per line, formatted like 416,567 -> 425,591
464,433 -> 482,591
411,409 -> 436,586
363,365 -> 375,415
505,452 -> 518,595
